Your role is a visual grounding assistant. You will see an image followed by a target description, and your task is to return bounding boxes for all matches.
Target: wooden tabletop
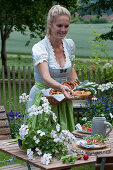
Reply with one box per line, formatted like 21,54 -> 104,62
0,130 -> 113,170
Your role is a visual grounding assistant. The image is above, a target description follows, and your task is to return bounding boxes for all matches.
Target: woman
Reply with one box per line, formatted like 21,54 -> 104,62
27,5 -> 78,132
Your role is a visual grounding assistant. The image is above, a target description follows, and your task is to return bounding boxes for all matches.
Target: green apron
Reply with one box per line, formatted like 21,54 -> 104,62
33,81 -> 75,132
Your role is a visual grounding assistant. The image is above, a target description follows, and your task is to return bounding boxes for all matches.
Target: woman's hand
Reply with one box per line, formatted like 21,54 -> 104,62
60,85 -> 74,100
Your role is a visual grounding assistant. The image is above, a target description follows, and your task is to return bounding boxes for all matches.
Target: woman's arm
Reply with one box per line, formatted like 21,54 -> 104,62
68,66 -> 78,81
37,61 -> 74,99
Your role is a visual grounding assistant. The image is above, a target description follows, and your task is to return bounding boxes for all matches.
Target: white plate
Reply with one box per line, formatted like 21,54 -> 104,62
76,140 -> 106,149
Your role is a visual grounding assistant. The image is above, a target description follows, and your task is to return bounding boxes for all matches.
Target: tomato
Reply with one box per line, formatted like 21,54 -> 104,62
83,154 -> 89,160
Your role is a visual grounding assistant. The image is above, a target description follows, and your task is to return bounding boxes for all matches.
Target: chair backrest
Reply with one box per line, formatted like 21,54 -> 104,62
95,155 -> 113,170
0,106 -> 12,140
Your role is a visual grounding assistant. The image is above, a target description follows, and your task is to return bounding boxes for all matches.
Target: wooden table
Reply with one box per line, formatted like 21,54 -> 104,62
0,131 -> 113,170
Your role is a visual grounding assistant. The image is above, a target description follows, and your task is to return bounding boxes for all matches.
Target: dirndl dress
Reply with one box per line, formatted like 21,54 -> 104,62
26,36 -> 76,132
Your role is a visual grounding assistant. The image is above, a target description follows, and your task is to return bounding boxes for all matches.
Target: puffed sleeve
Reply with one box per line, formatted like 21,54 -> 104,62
32,41 -> 48,66
67,39 -> 76,61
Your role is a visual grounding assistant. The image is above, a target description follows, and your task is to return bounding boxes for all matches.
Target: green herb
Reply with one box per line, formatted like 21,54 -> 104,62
61,155 -> 78,164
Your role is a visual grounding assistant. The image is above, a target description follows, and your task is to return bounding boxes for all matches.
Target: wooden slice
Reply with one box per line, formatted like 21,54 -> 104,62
72,143 -> 111,156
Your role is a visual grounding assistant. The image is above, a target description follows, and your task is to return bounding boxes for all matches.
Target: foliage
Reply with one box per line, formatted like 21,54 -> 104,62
6,110 -> 22,138
102,65 -> 113,82
71,16 -> 112,24
83,134 -> 108,145
61,154 -> 78,164
18,95 -> 76,164
98,82 -> 113,97
89,25 -> 112,67
82,96 -> 113,125
78,0 -> 113,40
0,0 -> 78,70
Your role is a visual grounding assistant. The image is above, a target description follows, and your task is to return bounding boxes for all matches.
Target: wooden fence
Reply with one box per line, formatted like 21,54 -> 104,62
0,66 -> 107,112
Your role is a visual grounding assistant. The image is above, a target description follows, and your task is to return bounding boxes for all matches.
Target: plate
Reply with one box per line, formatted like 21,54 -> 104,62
76,140 -> 107,149
77,130 -> 91,134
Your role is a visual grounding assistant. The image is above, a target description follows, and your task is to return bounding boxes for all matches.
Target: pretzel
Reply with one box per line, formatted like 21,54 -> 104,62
49,80 -> 79,95
49,89 -> 62,95
62,81 -> 76,90
73,90 -> 91,97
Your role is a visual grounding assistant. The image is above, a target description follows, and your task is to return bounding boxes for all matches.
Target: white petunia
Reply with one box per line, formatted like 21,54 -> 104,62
33,136 -> 37,141
27,149 -> 34,160
41,153 -> 52,165
19,124 -> 29,139
19,93 -> 30,103
40,132 -> 45,137
35,147 -> 42,155
35,139 -> 40,144
56,123 -> 60,132
52,112 -> 57,122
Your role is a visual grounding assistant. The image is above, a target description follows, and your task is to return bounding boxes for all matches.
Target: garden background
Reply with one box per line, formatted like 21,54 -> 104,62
0,21 -> 113,170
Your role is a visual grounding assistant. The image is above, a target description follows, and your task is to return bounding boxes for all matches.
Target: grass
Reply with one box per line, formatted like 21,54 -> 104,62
0,151 -> 26,167
0,24 -> 113,58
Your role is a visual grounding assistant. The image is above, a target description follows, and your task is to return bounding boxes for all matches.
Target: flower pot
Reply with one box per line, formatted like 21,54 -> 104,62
18,139 -> 23,149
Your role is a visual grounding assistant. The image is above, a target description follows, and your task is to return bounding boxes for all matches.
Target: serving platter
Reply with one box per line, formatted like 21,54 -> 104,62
76,140 -> 107,149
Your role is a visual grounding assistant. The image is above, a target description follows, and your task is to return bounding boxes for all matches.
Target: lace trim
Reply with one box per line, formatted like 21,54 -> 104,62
45,37 -> 68,69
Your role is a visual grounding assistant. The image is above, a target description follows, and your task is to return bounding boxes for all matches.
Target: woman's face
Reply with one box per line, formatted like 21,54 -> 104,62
49,15 -> 70,40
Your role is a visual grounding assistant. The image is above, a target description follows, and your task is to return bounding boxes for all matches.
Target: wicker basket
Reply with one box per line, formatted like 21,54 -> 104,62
42,95 -> 69,105
42,92 -> 92,105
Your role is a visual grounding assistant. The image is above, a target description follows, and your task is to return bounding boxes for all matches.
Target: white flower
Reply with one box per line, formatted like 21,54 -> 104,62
35,148 -> 42,155
19,124 -> 29,139
27,149 -> 34,160
35,139 -> 40,144
33,136 -> 37,141
82,117 -> 87,121
103,63 -> 112,68
52,112 -> 57,122
53,137 -> 62,143
37,130 -> 45,136
91,97 -> 98,101
75,123 -> 82,131
109,113 -> 113,119
28,105 -> 39,116
41,153 -> 52,165
40,132 -> 45,137
98,82 -> 113,92
101,114 -> 105,117
19,93 -> 30,103
56,123 -> 60,132
50,130 -> 58,138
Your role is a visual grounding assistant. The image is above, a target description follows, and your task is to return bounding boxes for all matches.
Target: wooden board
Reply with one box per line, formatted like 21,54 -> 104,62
72,143 -> 111,156
72,130 -> 91,139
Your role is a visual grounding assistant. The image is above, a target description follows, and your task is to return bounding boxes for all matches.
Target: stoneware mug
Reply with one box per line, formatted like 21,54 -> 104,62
91,117 -> 112,138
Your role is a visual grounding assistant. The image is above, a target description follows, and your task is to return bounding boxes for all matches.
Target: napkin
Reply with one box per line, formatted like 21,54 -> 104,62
41,88 -> 65,102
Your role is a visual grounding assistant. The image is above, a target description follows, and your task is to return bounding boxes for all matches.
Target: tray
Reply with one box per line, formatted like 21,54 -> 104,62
76,140 -> 107,149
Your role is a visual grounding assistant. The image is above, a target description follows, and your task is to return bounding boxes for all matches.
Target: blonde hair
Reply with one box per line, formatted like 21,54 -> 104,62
46,5 -> 71,36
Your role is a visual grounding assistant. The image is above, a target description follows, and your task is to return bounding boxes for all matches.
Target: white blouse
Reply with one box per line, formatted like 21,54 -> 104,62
32,36 -> 75,84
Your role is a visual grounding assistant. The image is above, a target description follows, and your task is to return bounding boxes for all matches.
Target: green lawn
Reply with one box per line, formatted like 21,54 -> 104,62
0,24 -> 113,58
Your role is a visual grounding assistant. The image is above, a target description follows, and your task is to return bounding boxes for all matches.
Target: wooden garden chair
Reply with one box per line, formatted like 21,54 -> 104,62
95,154 -> 113,170
0,105 -> 28,169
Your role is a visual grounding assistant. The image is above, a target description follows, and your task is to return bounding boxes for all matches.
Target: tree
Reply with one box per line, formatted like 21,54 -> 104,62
0,0 -> 77,72
79,0 -> 113,40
